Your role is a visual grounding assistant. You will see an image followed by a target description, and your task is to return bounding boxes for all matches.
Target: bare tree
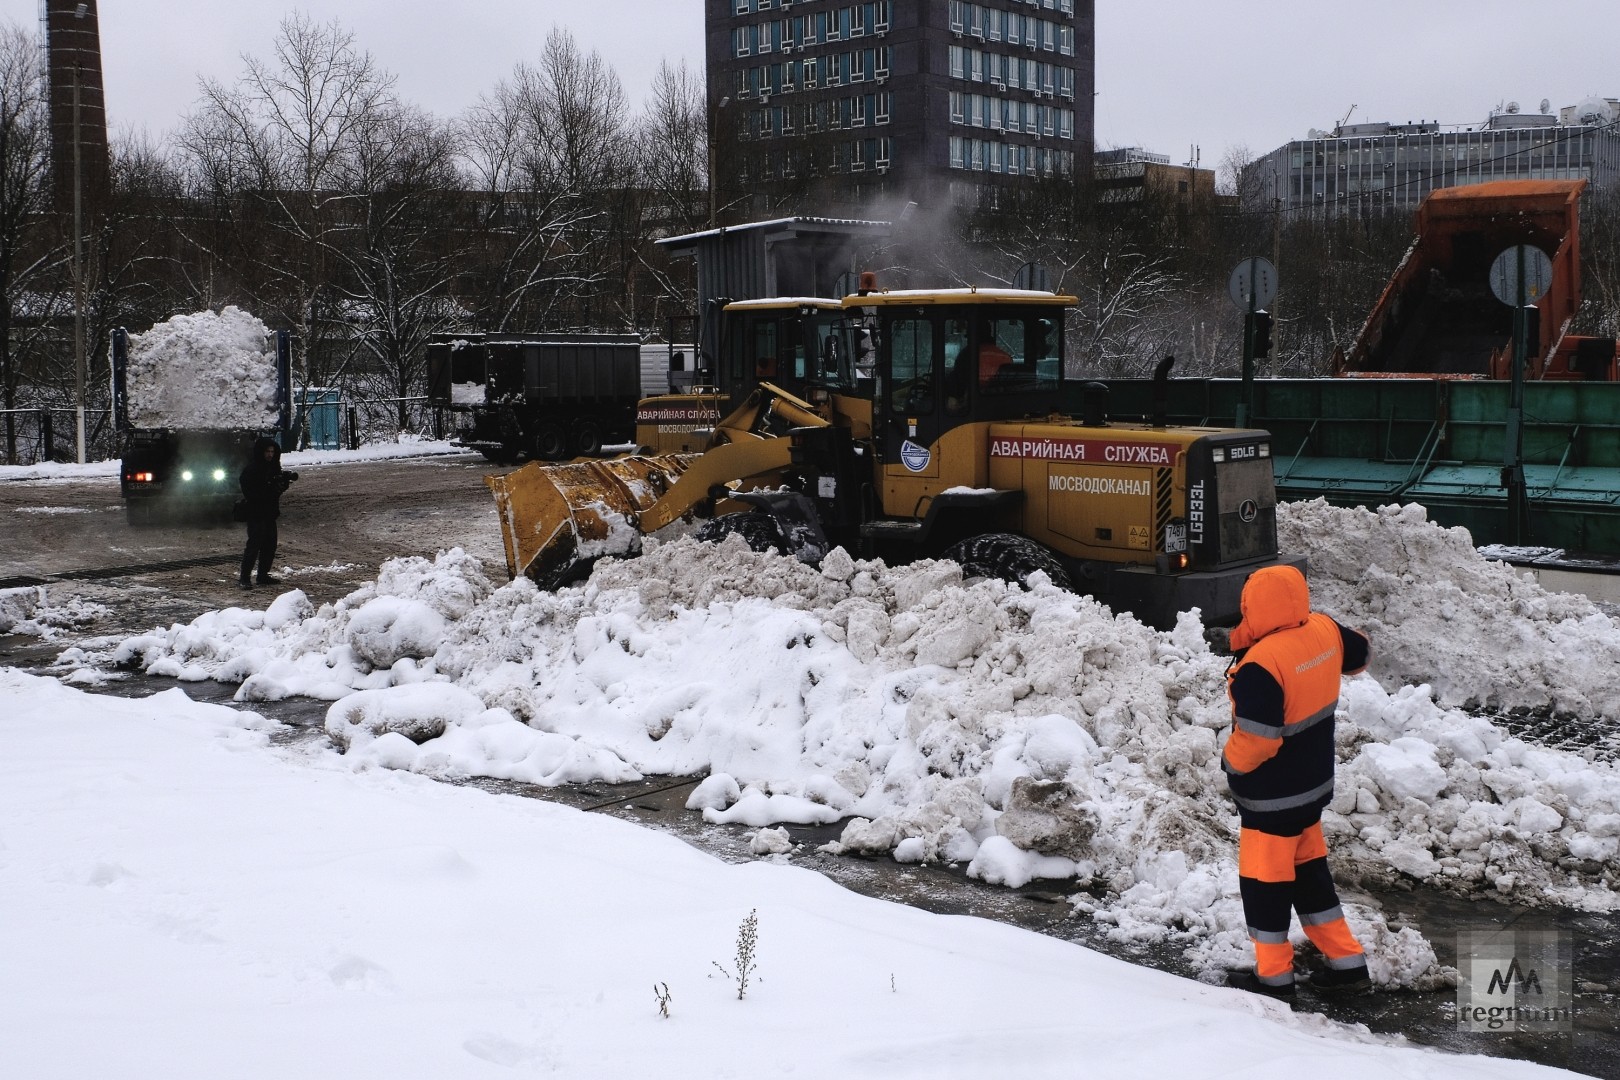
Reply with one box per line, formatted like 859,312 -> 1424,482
1578,185 -> 1620,339
630,60 -> 708,326
179,12 -> 399,388
0,19 -> 55,460
331,105 -> 465,428
455,28 -> 631,331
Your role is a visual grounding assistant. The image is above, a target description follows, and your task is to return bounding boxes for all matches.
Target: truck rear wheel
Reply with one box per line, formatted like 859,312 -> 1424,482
694,511 -> 784,553
533,423 -> 568,460
571,420 -> 603,458
943,533 -> 1072,591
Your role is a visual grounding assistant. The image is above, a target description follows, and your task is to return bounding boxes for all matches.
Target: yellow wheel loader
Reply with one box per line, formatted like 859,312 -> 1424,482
633,297 -> 857,456
487,286 -> 1303,628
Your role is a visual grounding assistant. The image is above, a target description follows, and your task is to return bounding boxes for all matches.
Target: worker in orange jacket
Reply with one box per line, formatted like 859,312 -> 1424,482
1222,564 -> 1371,999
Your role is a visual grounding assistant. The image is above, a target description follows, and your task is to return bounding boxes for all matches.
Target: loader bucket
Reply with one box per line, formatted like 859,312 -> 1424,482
485,454 -> 701,587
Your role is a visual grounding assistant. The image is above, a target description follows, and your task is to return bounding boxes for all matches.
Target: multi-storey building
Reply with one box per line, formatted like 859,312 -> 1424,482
705,0 -> 1095,216
1243,101 -> 1620,217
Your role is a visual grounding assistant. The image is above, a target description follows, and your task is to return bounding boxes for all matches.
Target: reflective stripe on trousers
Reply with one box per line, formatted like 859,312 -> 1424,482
1238,821 -> 1365,981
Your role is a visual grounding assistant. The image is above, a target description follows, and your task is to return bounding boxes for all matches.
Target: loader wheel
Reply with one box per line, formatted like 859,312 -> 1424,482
694,511 -> 784,554
533,422 -> 568,460
571,420 -> 604,458
943,533 -> 1072,591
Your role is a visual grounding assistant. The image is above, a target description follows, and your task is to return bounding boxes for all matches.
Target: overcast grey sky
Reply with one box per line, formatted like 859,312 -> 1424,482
5,1 -> 1614,170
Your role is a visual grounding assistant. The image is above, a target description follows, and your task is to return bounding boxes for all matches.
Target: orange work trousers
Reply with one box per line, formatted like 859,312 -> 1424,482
1238,820 -> 1365,987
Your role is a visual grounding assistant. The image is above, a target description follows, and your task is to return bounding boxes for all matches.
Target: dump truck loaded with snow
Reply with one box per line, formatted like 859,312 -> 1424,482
112,307 -> 291,523
487,287 -> 1303,628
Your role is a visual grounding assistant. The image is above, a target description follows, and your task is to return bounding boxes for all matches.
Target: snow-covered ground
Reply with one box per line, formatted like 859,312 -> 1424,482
9,497 -> 1605,1004
0,668 -> 1582,1079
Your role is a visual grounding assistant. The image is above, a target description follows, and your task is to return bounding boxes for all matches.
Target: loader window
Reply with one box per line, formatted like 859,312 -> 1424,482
887,316 -> 935,414
980,314 -> 1060,397
943,318 -> 971,414
816,324 -> 853,388
753,321 -> 779,379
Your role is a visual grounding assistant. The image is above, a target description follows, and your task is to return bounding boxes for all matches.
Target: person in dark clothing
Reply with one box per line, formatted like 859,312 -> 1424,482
238,437 -> 296,589
1221,564 -> 1372,1000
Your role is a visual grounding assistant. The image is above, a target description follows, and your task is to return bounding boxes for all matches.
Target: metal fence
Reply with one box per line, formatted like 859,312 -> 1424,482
0,408 -> 117,466
1,398 -> 452,465
305,396 -> 449,451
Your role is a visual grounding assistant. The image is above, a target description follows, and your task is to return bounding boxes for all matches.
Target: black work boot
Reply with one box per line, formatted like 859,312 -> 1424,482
1225,969 -> 1297,1001
257,574 -> 282,585
1308,963 -> 1372,995
238,577 -> 254,590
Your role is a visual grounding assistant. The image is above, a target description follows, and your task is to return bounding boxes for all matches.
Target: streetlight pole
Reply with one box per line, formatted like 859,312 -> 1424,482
707,95 -> 730,228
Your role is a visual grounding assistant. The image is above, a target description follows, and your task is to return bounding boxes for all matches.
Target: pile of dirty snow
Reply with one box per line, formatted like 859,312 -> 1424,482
0,586 -> 106,639
99,501 -> 1620,990
125,307 -> 281,430
1280,500 -> 1620,719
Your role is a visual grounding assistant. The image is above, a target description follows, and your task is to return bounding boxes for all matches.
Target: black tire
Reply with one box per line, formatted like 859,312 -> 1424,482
943,533 -> 1072,590
571,420 -> 604,458
533,422 -> 568,460
694,511 -> 784,553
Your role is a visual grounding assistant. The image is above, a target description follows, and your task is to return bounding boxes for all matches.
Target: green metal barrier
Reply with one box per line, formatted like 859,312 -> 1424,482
1066,377 -> 1620,555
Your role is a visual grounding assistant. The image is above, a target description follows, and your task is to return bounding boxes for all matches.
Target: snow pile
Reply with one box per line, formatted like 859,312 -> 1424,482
1281,500 -> 1620,718
0,586 -> 106,638
99,504 -> 1620,988
126,307 -> 280,430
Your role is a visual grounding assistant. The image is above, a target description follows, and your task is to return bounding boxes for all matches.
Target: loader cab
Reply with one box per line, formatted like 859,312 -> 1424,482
719,298 -> 854,407
636,298 -> 855,454
845,289 -> 1073,466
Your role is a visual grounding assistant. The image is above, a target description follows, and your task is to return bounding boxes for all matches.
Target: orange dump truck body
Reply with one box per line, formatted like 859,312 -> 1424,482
1339,180 -> 1616,380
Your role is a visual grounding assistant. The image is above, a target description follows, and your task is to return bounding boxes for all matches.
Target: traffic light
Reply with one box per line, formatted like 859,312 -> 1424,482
1252,310 -> 1274,359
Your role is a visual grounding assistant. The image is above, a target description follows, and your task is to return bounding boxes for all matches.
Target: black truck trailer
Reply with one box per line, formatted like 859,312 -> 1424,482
426,333 -> 642,462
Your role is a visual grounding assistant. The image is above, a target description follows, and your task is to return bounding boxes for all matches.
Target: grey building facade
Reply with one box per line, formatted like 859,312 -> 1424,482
706,0 -> 1095,216
1243,103 -> 1620,217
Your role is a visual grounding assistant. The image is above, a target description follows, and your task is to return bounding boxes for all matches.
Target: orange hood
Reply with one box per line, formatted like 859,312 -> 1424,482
1229,564 -> 1310,651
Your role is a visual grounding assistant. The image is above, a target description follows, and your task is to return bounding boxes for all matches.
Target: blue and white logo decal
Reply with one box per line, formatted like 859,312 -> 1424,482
899,440 -> 931,473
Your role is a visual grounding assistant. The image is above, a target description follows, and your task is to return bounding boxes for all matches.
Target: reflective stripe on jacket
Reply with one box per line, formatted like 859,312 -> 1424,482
1222,565 -> 1368,825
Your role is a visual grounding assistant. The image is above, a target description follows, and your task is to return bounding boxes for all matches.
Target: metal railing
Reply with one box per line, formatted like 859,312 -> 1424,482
1,407 -> 117,466
293,396 -> 449,451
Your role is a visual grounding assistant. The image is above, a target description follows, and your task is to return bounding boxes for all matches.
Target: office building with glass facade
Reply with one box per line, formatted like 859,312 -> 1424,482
1243,108 -> 1620,216
706,0 -> 1095,214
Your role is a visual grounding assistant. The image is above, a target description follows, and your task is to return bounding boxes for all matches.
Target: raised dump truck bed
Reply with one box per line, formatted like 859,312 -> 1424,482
1338,180 -> 1615,380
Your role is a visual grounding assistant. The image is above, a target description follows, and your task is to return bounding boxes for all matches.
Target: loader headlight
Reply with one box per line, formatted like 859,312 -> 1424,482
181,469 -> 194,482
212,468 -> 227,481
1258,443 -> 1271,458
1211,448 -> 1225,463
